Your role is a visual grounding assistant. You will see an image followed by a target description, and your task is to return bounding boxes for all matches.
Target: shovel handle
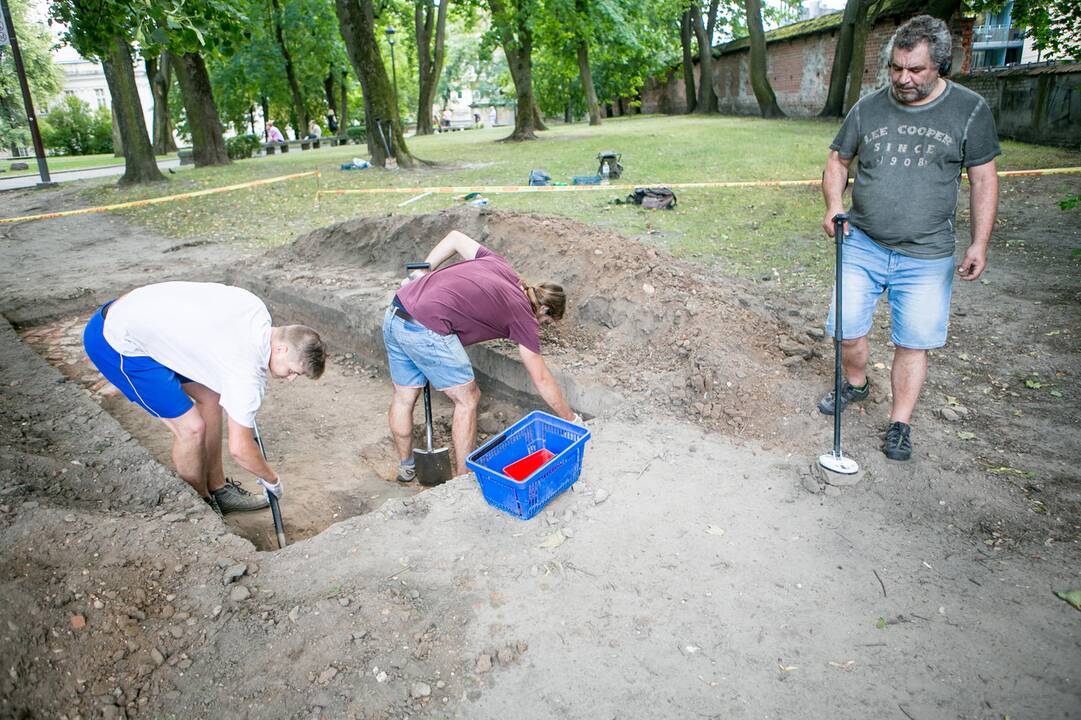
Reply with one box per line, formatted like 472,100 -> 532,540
253,420 -> 287,549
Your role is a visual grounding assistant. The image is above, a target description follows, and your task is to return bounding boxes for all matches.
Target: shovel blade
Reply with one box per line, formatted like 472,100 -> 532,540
414,447 -> 453,486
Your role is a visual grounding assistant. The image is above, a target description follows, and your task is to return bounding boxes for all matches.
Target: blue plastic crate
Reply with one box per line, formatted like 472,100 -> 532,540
466,411 -> 591,520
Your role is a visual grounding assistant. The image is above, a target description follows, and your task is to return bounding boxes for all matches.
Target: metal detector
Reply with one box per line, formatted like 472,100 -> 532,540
818,213 -> 860,476
252,420 -> 287,548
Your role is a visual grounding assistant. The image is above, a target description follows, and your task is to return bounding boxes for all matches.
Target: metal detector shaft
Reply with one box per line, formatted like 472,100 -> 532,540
832,213 -> 847,458
253,420 -> 287,549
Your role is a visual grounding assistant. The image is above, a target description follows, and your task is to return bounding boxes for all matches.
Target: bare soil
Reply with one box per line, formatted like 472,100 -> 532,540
1,175 -> 1079,720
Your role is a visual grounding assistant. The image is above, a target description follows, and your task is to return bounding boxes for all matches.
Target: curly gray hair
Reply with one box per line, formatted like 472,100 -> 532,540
890,14 -> 952,74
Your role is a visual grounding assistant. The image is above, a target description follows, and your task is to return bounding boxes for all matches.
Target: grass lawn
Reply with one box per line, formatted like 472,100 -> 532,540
4,152 -> 178,177
76,115 -> 1079,285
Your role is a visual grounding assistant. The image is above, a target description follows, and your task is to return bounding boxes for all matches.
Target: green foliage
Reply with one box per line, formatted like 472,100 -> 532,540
968,0 -> 1081,60
346,124 -> 366,142
0,0 -> 63,150
39,95 -> 113,155
225,133 -> 261,159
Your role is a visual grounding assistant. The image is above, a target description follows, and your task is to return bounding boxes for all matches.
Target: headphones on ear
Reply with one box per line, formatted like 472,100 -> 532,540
938,57 -> 951,76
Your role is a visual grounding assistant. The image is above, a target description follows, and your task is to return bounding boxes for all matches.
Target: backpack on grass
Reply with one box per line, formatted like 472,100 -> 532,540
626,187 -> 677,210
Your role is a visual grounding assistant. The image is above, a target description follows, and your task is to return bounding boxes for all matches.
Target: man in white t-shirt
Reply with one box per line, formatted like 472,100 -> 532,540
82,282 -> 326,515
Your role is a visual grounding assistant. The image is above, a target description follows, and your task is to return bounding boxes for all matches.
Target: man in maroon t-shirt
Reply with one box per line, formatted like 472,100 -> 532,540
383,230 -> 579,480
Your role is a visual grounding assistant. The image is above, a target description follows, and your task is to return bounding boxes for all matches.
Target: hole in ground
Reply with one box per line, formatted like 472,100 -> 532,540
20,310 -> 530,551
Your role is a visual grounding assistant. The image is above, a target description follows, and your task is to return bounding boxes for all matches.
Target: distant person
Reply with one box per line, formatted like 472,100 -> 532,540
308,121 -> 322,139
441,108 -> 452,131
473,111 -> 481,128
326,109 -> 339,134
82,282 -> 326,515
488,107 -> 497,127
266,121 -> 285,144
384,231 -> 580,481
818,14 -> 999,461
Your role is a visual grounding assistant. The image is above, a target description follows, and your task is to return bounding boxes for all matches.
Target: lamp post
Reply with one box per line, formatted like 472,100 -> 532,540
384,26 -> 398,100
0,0 -> 52,187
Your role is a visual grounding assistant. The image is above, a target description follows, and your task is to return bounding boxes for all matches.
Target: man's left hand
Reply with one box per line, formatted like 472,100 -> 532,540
957,244 -> 988,281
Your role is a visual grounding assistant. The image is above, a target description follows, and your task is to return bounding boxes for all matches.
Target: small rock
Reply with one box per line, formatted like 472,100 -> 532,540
475,654 -> 492,674
338,597 -> 350,607
410,681 -> 431,699
162,513 -> 185,523
64,514 -> 77,523
938,407 -> 961,423
375,670 -> 387,683
222,564 -> 247,586
497,647 -> 514,665
642,283 -> 656,296
594,489 -> 609,505
317,666 -> 338,684
169,626 -> 184,639
150,649 -> 165,666
289,606 -> 301,623
229,586 -> 251,602
800,471 -> 824,494
70,614 -> 86,630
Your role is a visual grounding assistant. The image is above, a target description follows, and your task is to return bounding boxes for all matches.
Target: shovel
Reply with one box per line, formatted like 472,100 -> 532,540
376,119 -> 397,170
400,261 -> 452,485
414,381 -> 453,486
252,419 -> 288,549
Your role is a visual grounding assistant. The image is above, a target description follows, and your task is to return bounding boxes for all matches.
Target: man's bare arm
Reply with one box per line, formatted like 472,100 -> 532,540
821,150 -> 853,237
226,416 -> 277,481
518,346 -> 574,420
957,159 -> 998,281
422,230 -> 482,271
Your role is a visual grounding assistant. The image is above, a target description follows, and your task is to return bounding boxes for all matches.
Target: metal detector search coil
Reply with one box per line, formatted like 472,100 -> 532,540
466,411 -> 590,520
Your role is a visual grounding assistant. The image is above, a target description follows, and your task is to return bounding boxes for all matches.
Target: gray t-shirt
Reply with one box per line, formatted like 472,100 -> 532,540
831,82 -> 1001,259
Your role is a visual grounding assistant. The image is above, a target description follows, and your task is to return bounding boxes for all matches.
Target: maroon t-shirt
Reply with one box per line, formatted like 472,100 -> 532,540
395,246 -> 541,354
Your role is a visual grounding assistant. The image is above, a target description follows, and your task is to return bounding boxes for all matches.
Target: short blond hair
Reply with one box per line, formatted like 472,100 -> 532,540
281,325 -> 326,379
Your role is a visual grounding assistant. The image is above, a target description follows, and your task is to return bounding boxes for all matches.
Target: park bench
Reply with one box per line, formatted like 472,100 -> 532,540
178,149 -> 194,166
439,119 -> 476,133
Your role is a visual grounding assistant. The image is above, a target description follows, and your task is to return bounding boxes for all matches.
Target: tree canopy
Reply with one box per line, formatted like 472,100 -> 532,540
1,0 -> 62,151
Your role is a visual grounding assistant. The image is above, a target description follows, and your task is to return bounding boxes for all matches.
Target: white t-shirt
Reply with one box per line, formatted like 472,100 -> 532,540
103,282 -> 271,427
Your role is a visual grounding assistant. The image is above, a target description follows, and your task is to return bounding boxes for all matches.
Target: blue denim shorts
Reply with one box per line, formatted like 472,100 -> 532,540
382,307 -> 475,389
83,302 -> 195,419
825,225 -> 955,350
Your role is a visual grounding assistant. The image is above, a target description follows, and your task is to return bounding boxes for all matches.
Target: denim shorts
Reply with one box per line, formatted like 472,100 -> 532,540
83,302 -> 195,419
825,225 -> 955,350
382,307 -> 475,389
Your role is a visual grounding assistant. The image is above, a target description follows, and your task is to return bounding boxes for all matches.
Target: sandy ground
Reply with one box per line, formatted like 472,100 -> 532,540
0,177 -> 1079,719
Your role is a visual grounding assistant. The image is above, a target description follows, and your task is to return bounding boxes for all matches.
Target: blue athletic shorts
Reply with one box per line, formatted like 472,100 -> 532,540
382,306 -> 474,390
825,225 -> 955,349
82,302 -> 195,419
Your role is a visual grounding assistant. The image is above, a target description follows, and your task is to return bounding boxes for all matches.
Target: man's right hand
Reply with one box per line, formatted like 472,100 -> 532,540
258,477 -> 283,500
822,208 -> 849,238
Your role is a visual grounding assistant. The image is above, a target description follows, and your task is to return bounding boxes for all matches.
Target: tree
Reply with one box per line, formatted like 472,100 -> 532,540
171,49 -> 230,166
487,0 -> 545,140
334,0 -> 415,167
691,0 -> 720,113
414,0 -> 450,135
270,0 -> 309,138
819,0 -> 866,117
0,0 -> 62,153
679,8 -> 696,112
743,0 -> 784,117
39,94 -> 112,154
50,0 -> 164,184
145,53 -> 178,153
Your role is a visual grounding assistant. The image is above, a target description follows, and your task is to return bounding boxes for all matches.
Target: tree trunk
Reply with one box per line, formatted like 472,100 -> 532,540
680,9 -> 697,113
171,50 -> 230,167
110,104 -> 123,157
414,0 -> 449,136
576,41 -> 601,125
820,0 -> 862,117
340,70 -> 348,136
843,3 -> 872,112
487,0 -> 540,140
146,53 -> 177,154
323,71 -> 337,118
744,0 -> 785,118
691,0 -> 720,114
532,101 -> 547,131
101,37 -> 163,185
573,0 -> 601,126
334,0 -> 415,166
271,0 -> 308,140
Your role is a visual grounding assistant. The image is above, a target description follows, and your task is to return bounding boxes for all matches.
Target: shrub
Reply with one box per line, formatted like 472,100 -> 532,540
40,95 -> 112,155
346,125 -> 366,143
226,133 -> 260,160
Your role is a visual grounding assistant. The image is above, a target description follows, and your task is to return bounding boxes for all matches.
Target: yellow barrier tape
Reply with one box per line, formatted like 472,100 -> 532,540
0,170 -> 321,225
314,165 -> 1081,202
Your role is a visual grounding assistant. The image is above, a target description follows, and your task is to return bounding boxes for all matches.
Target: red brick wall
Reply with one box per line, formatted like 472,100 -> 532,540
637,14 -> 974,117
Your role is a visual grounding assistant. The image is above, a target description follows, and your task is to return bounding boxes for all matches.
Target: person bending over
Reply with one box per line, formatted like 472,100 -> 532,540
83,282 -> 326,514
384,230 -> 579,480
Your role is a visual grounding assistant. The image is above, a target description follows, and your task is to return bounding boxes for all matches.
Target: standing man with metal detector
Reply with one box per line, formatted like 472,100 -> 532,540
384,230 -> 580,483
82,282 -> 326,514
819,14 -> 1000,462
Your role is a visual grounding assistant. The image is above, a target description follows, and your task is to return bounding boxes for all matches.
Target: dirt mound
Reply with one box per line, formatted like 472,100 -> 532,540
275,208 -> 824,440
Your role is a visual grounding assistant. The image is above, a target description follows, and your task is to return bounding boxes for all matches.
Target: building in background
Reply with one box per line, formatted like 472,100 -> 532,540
50,41 -> 155,134
970,1 -> 1037,68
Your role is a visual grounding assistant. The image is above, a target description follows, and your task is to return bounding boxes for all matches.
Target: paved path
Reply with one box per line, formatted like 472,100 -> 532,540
0,157 -> 182,192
